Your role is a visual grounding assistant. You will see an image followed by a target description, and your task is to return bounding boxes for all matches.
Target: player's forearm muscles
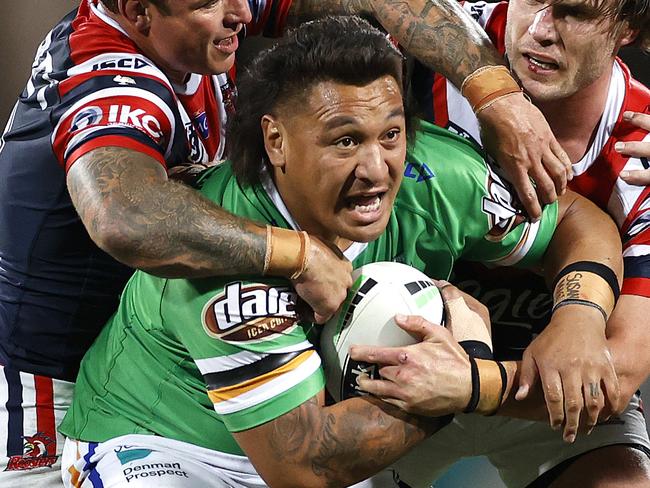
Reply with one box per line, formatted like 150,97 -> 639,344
290,0 -> 504,87
237,395 -> 440,488
607,295 -> 650,405
543,191 -> 622,284
67,146 -> 265,278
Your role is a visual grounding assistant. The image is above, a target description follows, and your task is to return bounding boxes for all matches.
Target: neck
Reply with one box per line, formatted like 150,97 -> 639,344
104,9 -> 188,86
531,69 -> 614,163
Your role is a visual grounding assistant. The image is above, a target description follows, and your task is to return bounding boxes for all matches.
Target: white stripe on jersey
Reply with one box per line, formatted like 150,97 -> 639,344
608,132 -> 650,229
194,340 -> 313,375
0,372 -> 8,458
0,102 -> 18,155
490,220 -> 541,267
213,73 -> 230,161
213,350 -> 321,415
624,245 -> 650,258
92,0 -> 129,38
573,63 -> 626,177
52,87 -> 177,159
66,53 -> 174,92
269,340 -> 314,354
195,350 -> 270,375
26,30 -> 56,110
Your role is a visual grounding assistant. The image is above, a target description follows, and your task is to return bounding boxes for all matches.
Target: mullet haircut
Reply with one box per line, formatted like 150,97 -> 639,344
227,15 -> 408,187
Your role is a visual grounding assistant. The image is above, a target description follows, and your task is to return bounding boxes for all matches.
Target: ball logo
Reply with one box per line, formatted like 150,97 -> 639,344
341,357 -> 378,400
70,106 -> 103,132
202,282 -> 298,343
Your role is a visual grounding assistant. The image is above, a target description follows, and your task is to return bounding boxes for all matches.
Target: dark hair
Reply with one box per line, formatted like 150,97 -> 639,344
618,0 -> 650,52
101,0 -> 170,15
556,0 -> 650,52
227,16 -> 409,187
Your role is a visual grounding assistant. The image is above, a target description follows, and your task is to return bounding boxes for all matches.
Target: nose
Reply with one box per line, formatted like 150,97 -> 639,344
224,0 -> 252,27
355,144 -> 389,184
527,8 -> 559,45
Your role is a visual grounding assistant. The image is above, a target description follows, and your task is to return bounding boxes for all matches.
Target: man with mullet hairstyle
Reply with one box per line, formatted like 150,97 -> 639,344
60,15 -> 628,488
0,0 -> 579,486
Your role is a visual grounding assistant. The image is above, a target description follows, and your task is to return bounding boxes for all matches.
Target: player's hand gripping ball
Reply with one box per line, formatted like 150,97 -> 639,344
320,262 -> 445,402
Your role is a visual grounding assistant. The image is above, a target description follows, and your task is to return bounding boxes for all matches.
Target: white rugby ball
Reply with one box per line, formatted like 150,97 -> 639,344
320,261 -> 445,402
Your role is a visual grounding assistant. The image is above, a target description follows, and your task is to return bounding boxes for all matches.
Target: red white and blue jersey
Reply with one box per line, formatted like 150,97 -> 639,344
413,1 -> 650,357
0,0 -> 292,381
418,1 -> 650,299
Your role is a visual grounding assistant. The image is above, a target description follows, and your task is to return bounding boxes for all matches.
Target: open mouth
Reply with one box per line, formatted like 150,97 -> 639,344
348,194 -> 383,213
344,192 -> 388,224
213,34 -> 239,55
525,54 -> 559,71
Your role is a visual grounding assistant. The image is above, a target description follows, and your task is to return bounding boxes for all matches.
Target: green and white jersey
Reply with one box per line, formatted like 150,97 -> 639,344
59,120 -> 557,455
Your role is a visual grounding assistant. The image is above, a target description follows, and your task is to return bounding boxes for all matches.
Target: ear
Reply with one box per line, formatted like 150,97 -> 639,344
119,0 -> 151,33
261,115 -> 287,172
616,22 -> 638,50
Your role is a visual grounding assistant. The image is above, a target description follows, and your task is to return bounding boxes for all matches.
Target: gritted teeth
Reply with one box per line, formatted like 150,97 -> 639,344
216,37 -> 233,47
526,54 -> 558,70
348,194 -> 382,213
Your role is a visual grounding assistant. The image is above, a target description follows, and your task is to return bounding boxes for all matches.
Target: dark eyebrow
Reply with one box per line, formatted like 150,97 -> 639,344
322,107 -> 405,131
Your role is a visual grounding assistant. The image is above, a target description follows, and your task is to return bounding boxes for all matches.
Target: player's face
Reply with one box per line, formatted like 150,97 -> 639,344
146,0 -> 251,81
505,0 -> 633,102
267,76 -> 406,249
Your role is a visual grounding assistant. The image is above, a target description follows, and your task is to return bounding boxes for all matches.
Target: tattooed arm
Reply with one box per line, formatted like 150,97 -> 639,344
67,146 -> 265,277
289,0 -> 572,219
289,0 -> 499,87
235,389 -> 446,487
67,146 -> 351,320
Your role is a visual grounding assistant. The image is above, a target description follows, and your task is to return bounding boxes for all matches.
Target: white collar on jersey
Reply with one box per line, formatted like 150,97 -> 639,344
92,1 -> 129,37
91,0 -> 203,96
259,166 -> 368,262
572,61 -> 626,176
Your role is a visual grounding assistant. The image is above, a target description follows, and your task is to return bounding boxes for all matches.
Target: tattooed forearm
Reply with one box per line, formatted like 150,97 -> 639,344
370,0 -> 504,86
291,0 -> 504,87
266,395 -> 441,487
67,146 -> 266,278
288,0 -> 372,24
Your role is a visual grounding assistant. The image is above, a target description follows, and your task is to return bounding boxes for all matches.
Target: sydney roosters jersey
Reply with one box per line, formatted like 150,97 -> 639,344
0,0 -> 292,381
419,1 -> 650,298
414,1 -> 650,357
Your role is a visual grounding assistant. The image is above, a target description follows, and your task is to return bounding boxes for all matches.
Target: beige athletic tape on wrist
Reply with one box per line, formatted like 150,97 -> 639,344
464,358 -> 506,415
460,65 -> 522,114
552,268 -> 617,322
263,226 -> 310,279
475,359 -> 505,415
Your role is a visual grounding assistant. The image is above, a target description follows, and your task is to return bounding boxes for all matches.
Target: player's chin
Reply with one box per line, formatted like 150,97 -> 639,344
205,52 -> 236,75
339,216 -> 389,244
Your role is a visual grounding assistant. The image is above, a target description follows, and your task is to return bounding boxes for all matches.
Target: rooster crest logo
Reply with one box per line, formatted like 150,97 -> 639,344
22,433 -> 54,458
5,432 -> 58,471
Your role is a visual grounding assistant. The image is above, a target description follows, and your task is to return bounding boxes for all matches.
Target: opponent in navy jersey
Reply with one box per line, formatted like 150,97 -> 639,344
407,0 -> 650,485
0,0 -> 296,382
